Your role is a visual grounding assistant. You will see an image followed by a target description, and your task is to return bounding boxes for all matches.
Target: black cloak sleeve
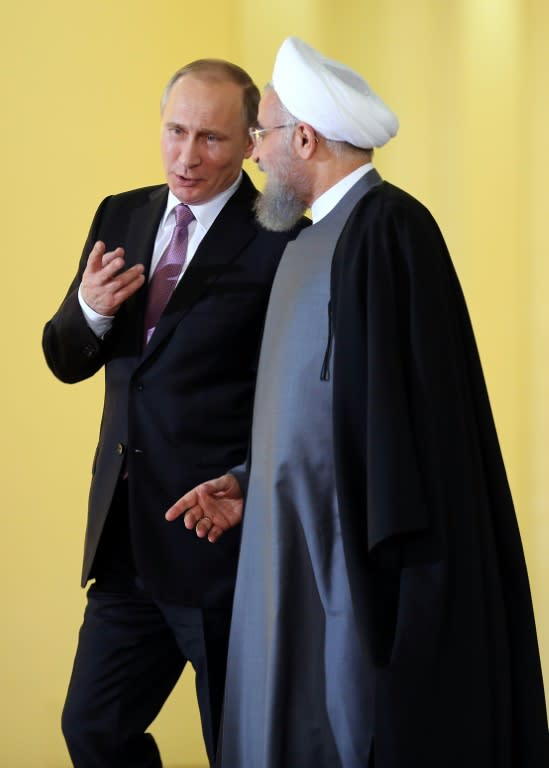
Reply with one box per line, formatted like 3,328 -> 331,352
330,182 -> 548,767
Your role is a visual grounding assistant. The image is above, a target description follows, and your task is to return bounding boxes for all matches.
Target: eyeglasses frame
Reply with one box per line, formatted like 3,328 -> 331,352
249,123 -> 296,145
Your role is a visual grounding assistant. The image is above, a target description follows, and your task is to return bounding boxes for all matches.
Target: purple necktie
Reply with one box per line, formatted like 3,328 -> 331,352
144,203 -> 195,345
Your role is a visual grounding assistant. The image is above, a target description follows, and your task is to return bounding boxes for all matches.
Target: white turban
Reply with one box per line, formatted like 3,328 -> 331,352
271,36 -> 399,149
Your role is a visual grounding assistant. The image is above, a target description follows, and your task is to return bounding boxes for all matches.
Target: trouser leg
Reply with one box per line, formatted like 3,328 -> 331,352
62,582 -> 185,768
160,599 -> 233,766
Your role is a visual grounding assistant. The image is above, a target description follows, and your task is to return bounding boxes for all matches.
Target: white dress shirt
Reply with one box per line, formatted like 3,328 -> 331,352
78,173 -> 243,338
311,162 -> 374,224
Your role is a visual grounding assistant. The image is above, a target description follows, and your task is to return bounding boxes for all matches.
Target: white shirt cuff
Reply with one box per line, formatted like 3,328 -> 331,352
78,284 -> 114,339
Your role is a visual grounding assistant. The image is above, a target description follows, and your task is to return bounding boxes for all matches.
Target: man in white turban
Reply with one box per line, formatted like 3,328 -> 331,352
167,37 -> 549,768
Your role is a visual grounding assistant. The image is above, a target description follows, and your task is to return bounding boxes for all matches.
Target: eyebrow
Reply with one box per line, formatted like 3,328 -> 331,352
165,121 -> 229,138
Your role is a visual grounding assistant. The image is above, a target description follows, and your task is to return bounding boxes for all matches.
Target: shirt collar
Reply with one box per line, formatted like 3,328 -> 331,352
311,162 -> 374,224
163,172 -> 243,230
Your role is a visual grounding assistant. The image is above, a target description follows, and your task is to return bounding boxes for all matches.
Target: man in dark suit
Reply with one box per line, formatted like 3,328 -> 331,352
42,59 -> 306,768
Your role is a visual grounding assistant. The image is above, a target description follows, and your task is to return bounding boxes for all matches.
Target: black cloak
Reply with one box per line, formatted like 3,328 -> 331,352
330,181 -> 549,767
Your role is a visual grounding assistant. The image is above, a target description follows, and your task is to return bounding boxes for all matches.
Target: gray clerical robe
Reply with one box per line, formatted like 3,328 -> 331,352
219,171 -> 382,768
219,168 -> 549,768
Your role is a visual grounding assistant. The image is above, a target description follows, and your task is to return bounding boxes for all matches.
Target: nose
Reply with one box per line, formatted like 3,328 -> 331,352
178,138 -> 200,168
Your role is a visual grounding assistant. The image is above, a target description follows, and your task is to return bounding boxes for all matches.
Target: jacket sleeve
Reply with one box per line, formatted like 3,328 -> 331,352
42,196 -> 112,383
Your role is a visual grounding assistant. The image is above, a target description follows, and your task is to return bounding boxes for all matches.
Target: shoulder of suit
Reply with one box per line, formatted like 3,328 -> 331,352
104,184 -> 167,203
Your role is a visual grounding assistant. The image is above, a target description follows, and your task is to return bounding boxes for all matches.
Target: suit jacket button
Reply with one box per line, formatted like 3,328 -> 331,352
116,442 -> 126,455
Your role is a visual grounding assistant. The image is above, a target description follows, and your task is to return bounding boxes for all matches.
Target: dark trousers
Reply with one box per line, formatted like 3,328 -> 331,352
62,481 -> 232,768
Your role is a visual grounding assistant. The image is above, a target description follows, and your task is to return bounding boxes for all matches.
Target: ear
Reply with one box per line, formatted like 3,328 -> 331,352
243,133 -> 254,159
293,123 -> 318,159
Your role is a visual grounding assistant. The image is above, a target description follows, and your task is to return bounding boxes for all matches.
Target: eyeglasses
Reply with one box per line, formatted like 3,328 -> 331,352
249,123 -> 295,146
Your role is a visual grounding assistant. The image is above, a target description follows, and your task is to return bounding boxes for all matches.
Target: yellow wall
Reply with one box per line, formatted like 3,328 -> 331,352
1,1 -> 547,765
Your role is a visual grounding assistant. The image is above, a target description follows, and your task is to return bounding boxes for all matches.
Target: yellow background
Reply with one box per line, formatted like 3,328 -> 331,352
2,1 -> 548,766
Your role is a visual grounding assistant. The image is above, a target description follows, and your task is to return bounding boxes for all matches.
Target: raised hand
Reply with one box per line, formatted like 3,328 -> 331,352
81,241 -> 145,316
165,474 -> 244,543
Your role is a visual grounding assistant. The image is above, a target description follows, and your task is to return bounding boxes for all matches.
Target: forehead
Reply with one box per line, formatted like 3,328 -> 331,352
258,88 -> 282,124
163,74 -> 245,127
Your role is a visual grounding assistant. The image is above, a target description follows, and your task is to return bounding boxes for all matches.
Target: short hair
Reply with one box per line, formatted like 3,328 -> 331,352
161,59 -> 260,129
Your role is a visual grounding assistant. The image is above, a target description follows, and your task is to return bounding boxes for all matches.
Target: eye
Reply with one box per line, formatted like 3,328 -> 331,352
206,134 -> 218,143
168,126 -> 182,136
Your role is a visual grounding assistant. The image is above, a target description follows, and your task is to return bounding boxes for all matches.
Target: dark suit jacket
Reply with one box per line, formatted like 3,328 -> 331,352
43,172 -> 307,606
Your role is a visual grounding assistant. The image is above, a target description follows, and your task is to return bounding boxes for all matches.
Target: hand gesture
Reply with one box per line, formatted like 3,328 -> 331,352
81,241 -> 145,316
165,474 -> 244,543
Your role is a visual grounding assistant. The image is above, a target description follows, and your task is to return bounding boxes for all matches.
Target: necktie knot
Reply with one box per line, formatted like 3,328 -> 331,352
174,203 -> 195,229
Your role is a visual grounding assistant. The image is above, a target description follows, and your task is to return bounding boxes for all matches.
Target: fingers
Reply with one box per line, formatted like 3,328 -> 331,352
165,475 -> 244,544
164,478 -> 225,526
179,482 -> 221,529
86,241 -> 107,272
206,524 -> 226,543
194,516 -> 213,539
101,246 -> 124,269
100,250 -> 126,279
109,264 -> 146,302
183,505 -> 206,530
86,242 -> 125,276
165,489 -> 198,521
165,496 -> 225,537
187,516 -> 226,544
81,241 -> 145,315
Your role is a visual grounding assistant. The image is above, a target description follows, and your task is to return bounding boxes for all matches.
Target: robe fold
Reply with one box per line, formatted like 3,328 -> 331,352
219,178 -> 548,768
332,182 -> 548,766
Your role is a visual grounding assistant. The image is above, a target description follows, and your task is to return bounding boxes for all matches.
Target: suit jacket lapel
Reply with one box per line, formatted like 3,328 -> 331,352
141,173 -> 258,361
126,185 -> 168,270
116,185 -> 168,352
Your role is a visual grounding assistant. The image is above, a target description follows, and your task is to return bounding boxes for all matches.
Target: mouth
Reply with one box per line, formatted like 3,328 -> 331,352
173,173 -> 203,186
